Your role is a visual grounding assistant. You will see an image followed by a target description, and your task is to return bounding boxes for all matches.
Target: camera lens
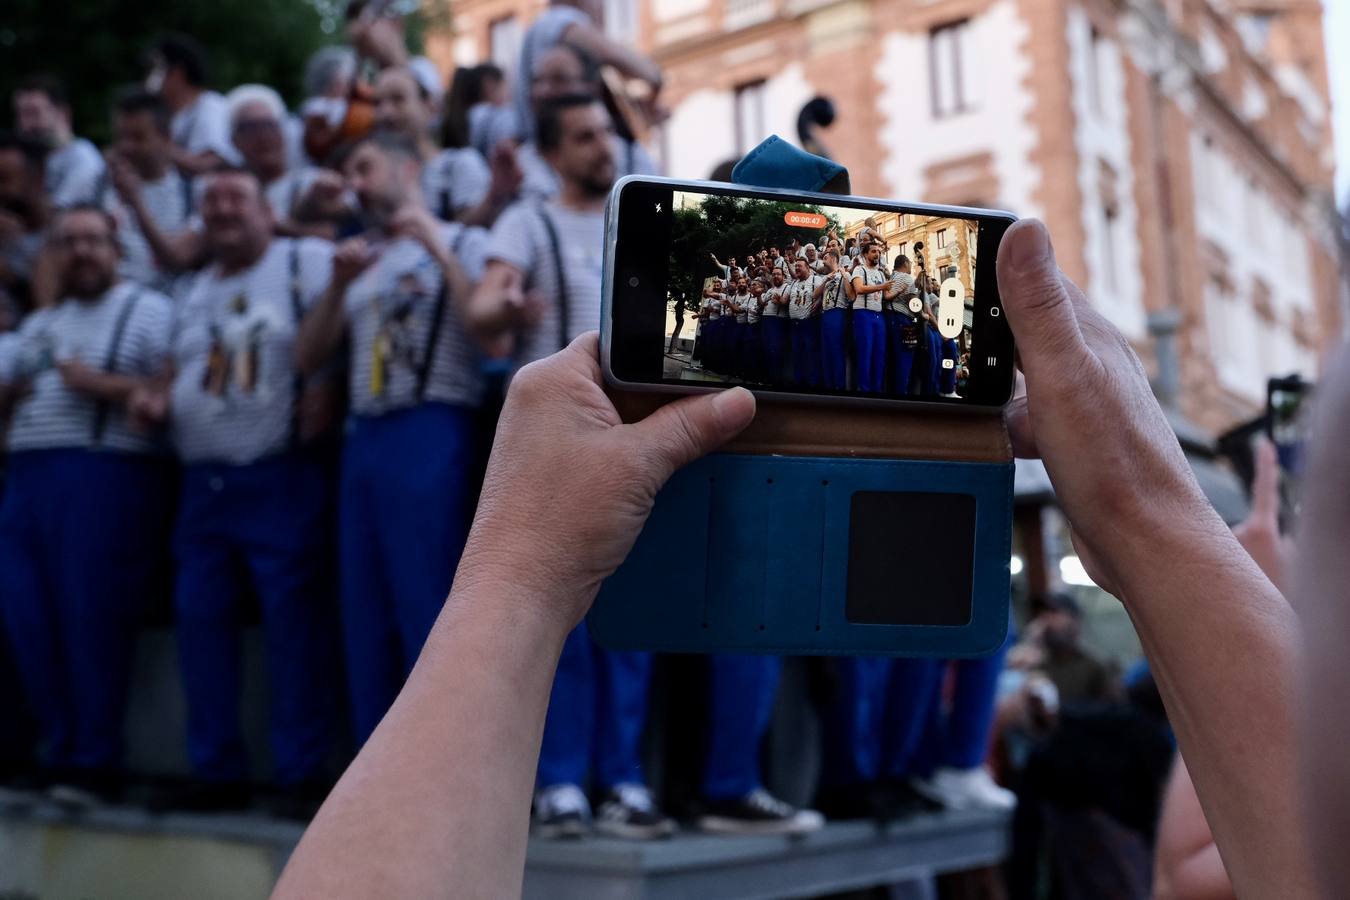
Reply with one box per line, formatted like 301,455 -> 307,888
628,276 -> 640,287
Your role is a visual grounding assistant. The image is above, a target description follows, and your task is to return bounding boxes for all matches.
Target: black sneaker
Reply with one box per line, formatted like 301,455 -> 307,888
697,788 -> 825,836
148,781 -> 252,815
594,783 -> 677,840
880,778 -> 946,816
533,783 -> 591,839
814,783 -> 891,823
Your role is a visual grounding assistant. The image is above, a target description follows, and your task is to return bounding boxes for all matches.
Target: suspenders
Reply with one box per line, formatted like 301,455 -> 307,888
414,226 -> 471,404
534,205 -> 569,356
90,287 -> 143,447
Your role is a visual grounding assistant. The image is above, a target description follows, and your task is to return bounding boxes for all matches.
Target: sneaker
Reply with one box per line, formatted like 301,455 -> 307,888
533,783 -> 592,839
594,783 -> 677,840
697,788 -> 825,836
913,767 -> 1015,812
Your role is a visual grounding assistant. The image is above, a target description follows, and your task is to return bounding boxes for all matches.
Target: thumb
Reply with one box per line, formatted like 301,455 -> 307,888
996,219 -> 1084,376
627,387 -> 756,481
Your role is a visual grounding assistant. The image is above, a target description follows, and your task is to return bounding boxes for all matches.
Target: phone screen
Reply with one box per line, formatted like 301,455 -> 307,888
607,179 -> 1016,408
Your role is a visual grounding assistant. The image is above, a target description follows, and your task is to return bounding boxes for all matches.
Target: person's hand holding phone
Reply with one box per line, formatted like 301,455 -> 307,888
1233,438 -> 1291,591
453,333 -> 755,635
997,219 -> 1223,596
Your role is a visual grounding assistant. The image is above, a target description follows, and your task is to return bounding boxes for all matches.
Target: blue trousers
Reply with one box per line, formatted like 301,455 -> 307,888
340,403 -> 480,746
0,450 -> 170,773
819,657 -> 943,788
701,655 -> 782,800
174,452 -> 335,786
820,308 -> 848,390
885,312 -> 917,395
791,317 -> 822,388
852,309 -> 886,393
707,319 -> 726,375
538,620 -> 651,790
910,632 -> 1013,774
760,316 -> 788,385
741,323 -> 760,382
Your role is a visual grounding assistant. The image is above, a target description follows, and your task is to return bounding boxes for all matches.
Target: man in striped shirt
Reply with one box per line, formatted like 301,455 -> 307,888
295,132 -> 489,751
131,169 -> 338,816
0,206 -> 174,805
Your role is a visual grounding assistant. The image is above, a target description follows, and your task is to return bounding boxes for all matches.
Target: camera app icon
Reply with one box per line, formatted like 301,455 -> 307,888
942,359 -> 955,370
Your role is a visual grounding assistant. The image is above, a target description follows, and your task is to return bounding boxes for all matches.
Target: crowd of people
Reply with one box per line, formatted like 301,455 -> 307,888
0,6 -> 1211,895
691,229 -> 966,396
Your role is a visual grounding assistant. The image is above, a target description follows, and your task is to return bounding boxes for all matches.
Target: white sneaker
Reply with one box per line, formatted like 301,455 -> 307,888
914,767 -> 1015,812
534,783 -> 592,839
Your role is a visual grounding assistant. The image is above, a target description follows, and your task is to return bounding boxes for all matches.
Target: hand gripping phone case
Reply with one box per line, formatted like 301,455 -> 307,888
587,135 -> 1012,657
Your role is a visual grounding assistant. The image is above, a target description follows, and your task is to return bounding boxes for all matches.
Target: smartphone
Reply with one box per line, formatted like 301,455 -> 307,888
601,176 -> 1017,409
1266,374 -> 1313,521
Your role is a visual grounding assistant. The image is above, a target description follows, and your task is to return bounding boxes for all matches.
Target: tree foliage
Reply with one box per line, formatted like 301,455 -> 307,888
0,0 -> 448,146
667,195 -> 842,316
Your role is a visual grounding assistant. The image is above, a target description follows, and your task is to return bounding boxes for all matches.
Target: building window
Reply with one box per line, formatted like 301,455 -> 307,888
734,80 -> 766,155
896,242 -> 907,263
489,16 -> 520,72
936,228 -> 948,249
930,20 -> 973,119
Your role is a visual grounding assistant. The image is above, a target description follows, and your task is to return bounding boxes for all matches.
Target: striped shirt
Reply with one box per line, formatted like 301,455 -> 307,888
169,238 -> 333,465
820,271 -> 849,312
787,275 -> 822,320
102,169 -> 194,293
45,137 -> 105,208
171,91 -> 240,164
887,271 -> 917,315
3,282 -> 173,455
850,264 -> 887,313
421,148 -> 492,221
486,201 -> 605,367
345,223 -> 489,416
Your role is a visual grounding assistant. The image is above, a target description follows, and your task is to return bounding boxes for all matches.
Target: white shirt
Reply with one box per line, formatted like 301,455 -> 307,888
820,271 -> 849,312
703,296 -> 721,320
850,263 -> 886,313
101,169 -> 194,293
421,148 -> 492,220
787,275 -> 822,320
170,238 -> 333,464
4,282 -> 173,454
486,201 -> 606,367
887,271 -> 917,315
45,137 -> 105,208
761,284 -> 788,317
171,91 -> 240,164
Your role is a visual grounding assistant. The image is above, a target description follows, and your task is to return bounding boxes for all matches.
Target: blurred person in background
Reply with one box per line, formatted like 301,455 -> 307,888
225,85 -> 323,235
131,169 -> 338,817
0,133 -> 53,313
295,132 -> 489,748
514,43 -> 658,202
299,46 -> 366,166
11,75 -> 104,209
441,64 -> 515,162
0,206 -> 174,807
372,67 -> 518,228
144,33 -> 240,176
99,90 -> 202,288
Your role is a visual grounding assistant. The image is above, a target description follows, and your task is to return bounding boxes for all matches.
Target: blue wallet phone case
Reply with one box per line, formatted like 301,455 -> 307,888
588,136 -> 1012,657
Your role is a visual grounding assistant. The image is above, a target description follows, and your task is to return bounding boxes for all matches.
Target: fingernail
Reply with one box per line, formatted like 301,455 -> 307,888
1010,220 -> 1052,273
712,387 -> 754,429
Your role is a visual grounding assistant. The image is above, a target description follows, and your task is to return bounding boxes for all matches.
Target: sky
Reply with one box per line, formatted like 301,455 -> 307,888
1329,0 -> 1350,204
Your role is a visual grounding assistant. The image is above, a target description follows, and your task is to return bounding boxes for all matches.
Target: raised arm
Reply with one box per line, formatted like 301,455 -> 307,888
562,20 -> 663,91
466,259 -> 535,360
272,334 -> 755,899
295,237 -> 371,376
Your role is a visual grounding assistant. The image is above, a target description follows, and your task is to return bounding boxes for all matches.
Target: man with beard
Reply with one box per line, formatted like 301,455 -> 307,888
759,266 -> 790,385
11,75 -> 104,209
849,241 -> 889,393
0,206 -> 173,806
728,275 -> 754,380
472,95 -> 820,840
294,132 -> 489,750
814,249 -> 849,390
131,168 -> 338,817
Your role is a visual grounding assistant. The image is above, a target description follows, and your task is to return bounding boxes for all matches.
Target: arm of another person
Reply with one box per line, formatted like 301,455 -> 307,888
995,219 -> 1314,898
561,20 -> 663,91
1154,758 -> 1236,900
272,334 -> 756,898
294,237 -> 372,376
